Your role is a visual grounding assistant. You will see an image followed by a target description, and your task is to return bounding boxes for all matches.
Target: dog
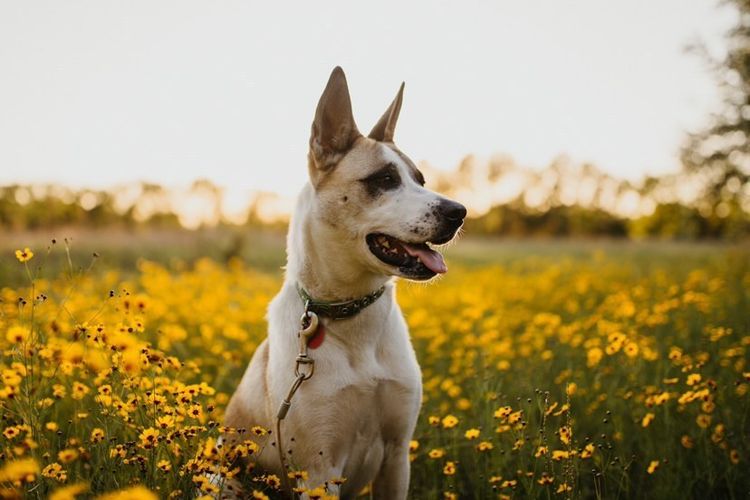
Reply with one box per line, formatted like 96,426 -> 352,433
222,66 -> 466,499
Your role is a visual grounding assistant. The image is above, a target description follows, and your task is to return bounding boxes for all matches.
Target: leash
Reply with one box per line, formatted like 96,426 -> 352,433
274,284 -> 386,496
276,305 -> 318,495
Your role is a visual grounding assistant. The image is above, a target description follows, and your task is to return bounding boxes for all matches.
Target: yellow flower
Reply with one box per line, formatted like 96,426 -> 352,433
409,440 -> 419,452
624,342 -> 639,358
566,382 -> 578,396
71,382 -> 90,400
428,448 -> 446,459
696,414 -> 712,429
687,373 -> 702,386
668,347 -> 683,361
90,428 -> 105,443
138,427 -> 160,449
494,406 -> 512,419
443,461 -> 456,475
587,347 -> 603,367
188,404 -> 204,420
46,422 -> 60,432
157,460 -> 172,472
97,486 -> 158,500
642,413 -> 655,428
729,449 -> 740,465
42,462 -> 67,481
251,491 -> 270,500
50,483 -> 89,500
3,426 -> 21,439
156,415 -> 175,429
681,435 -> 694,449
287,470 -> 308,481
58,448 -> 79,464
428,415 -> 440,426
264,474 -> 281,489
535,446 -> 548,457
441,415 -> 458,429
537,473 -> 554,485
306,487 -> 326,500
0,457 -> 39,484
556,482 -> 573,493
457,398 -> 472,410
647,460 -> 660,474
464,428 -> 480,439
580,443 -> 595,459
5,326 -> 30,344
15,247 -> 34,262
558,426 -> 572,445
477,441 -> 493,452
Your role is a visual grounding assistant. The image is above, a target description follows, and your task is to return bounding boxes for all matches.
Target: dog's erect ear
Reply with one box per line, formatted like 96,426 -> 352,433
368,82 -> 404,143
309,67 -> 361,171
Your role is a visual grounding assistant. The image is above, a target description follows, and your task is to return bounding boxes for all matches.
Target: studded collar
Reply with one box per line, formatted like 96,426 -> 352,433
296,284 -> 386,320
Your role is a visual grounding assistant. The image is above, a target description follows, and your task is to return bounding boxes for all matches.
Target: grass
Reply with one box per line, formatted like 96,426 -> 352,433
0,230 -> 748,499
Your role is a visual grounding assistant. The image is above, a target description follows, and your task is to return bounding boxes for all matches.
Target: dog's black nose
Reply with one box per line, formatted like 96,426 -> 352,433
439,200 -> 467,222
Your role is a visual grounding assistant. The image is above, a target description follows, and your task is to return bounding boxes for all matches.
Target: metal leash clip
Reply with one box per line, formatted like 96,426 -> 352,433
295,308 -> 318,380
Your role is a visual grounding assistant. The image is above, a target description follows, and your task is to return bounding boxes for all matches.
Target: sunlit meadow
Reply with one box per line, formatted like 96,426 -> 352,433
0,240 -> 748,499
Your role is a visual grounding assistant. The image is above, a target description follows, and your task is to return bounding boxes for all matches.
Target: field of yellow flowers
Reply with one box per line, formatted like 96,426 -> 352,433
0,240 -> 748,499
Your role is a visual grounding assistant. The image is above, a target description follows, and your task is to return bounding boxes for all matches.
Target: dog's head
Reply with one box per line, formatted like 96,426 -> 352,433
306,67 -> 466,281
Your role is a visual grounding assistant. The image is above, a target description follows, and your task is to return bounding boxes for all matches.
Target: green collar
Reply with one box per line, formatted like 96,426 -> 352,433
296,284 -> 387,320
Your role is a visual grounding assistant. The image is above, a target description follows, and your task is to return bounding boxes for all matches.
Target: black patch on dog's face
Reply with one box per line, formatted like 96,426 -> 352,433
384,143 -> 424,186
360,162 -> 401,197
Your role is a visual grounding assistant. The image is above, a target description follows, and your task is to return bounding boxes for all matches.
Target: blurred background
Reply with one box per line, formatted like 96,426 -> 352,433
1,0 -> 748,275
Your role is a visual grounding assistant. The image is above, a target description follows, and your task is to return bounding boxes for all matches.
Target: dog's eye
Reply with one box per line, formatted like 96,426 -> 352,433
362,163 -> 401,194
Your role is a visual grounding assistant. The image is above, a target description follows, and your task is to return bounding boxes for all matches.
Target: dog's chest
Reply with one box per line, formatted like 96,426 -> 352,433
295,330 -> 421,487
311,373 -> 420,493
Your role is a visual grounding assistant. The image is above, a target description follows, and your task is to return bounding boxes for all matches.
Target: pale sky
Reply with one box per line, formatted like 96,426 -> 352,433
0,0 -> 736,199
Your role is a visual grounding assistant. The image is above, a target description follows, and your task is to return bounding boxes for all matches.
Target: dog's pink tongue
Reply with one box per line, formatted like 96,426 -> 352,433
404,244 -> 447,274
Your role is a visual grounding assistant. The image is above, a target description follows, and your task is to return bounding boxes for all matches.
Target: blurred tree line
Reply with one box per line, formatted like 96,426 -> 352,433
440,154 -> 748,240
0,184 -> 176,230
1,162 -> 746,239
0,182 -> 287,232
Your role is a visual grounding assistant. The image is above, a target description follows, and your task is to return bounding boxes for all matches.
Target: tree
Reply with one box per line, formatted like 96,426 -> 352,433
682,0 -> 750,224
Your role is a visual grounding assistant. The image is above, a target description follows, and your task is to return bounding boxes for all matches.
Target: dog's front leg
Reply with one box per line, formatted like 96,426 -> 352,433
372,442 -> 410,500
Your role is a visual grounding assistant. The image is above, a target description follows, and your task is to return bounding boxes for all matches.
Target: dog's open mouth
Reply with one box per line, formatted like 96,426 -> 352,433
366,233 -> 447,279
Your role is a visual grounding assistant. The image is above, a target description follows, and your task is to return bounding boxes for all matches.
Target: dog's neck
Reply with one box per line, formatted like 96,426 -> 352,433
285,184 -> 391,302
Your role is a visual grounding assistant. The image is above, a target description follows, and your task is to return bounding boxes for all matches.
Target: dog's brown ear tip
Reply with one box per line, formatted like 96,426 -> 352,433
331,66 -> 346,78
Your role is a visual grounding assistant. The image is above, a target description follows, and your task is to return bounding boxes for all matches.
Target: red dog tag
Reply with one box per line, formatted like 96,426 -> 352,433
307,323 -> 325,349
